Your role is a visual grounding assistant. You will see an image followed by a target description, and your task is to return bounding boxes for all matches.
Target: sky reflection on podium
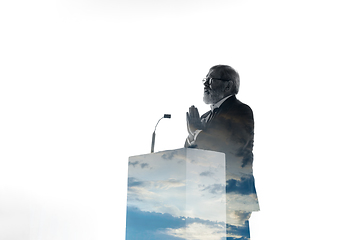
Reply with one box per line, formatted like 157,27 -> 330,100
126,148 -> 226,240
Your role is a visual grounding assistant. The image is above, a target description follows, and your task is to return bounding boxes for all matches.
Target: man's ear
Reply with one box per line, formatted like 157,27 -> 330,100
225,81 -> 234,92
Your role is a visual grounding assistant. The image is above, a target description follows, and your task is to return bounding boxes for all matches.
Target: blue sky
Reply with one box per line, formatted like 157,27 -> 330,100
127,149 -> 227,222
126,148 -> 259,239
126,206 -> 251,240
1,0 -> 360,240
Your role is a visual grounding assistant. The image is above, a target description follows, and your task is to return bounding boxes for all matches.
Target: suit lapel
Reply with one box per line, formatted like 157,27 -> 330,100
202,96 -> 237,128
201,111 -> 211,127
201,96 -> 236,127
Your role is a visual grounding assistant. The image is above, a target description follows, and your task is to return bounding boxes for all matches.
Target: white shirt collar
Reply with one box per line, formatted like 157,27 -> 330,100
210,95 -> 233,112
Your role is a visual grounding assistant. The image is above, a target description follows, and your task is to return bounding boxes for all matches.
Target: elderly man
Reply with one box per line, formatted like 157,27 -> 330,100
185,65 -> 259,240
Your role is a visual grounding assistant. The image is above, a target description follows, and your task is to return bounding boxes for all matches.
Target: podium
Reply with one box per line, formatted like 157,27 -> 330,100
126,148 -> 226,240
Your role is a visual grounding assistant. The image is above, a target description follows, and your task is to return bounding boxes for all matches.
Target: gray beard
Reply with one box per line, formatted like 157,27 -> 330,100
203,91 -> 223,105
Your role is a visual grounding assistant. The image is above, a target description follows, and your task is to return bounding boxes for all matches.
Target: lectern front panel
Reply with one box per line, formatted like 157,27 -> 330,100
126,148 -> 226,240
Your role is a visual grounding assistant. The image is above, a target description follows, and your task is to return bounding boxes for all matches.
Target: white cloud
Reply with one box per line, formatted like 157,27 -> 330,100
162,222 -> 226,240
226,193 -> 260,220
154,179 -> 186,190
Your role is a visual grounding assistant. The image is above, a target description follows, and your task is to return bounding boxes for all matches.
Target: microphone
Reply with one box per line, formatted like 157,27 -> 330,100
151,114 -> 171,153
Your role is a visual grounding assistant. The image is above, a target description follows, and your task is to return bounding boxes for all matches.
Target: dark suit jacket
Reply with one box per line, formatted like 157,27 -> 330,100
185,95 -> 259,211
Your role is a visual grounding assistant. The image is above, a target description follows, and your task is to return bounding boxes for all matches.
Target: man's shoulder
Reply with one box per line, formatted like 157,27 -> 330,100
227,96 -> 253,116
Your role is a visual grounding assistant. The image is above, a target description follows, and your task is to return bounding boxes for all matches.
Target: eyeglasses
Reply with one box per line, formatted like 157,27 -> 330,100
202,77 -> 231,85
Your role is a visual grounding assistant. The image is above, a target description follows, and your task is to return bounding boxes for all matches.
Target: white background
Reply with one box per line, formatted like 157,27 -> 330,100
1,0 -> 360,239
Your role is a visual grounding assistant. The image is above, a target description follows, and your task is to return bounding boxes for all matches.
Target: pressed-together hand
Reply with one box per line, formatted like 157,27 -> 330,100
186,105 -> 203,137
